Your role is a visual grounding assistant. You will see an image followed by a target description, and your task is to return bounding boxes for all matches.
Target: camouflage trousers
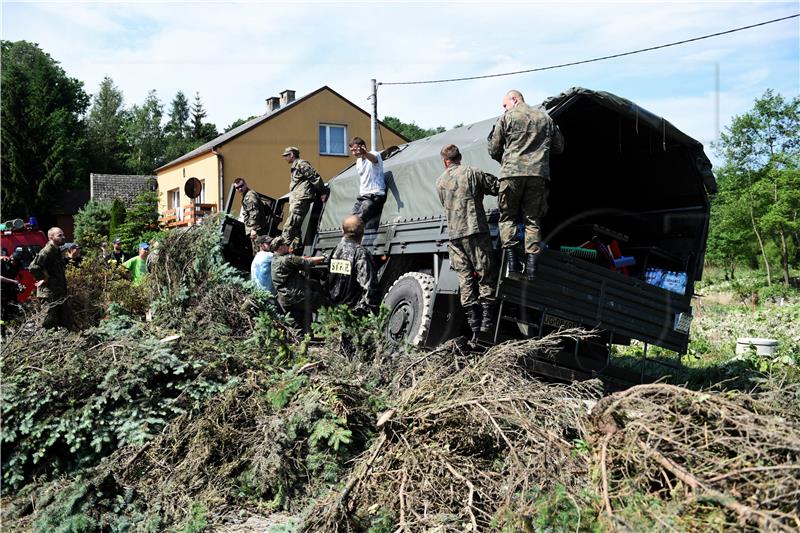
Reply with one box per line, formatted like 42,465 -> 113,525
448,232 -> 495,308
40,295 -> 74,330
282,198 -> 313,250
498,176 -> 548,254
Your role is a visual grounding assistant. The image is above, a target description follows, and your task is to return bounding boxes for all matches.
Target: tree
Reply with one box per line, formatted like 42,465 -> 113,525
115,190 -> 160,253
73,199 -> 112,252
714,90 -> 800,285
109,198 -> 127,239
164,91 -> 194,162
124,90 -> 165,174
87,76 -> 129,174
224,115 -> 258,133
190,92 -> 218,143
382,116 -> 446,142
1,40 -> 90,220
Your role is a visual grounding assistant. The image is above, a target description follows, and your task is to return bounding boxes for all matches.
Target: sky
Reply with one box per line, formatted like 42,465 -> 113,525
2,1 -> 799,162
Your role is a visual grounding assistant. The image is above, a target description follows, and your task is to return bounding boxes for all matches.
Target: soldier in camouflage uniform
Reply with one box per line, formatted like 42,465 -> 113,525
281,147 -> 329,251
327,215 -> 377,316
488,89 -> 564,280
270,236 -> 328,331
435,144 -> 499,339
234,177 -> 268,254
28,227 -> 74,329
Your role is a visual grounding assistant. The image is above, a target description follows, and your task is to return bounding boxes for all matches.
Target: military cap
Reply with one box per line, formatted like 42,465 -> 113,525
255,235 -> 273,246
61,242 -> 79,251
270,235 -> 287,251
281,146 -> 300,156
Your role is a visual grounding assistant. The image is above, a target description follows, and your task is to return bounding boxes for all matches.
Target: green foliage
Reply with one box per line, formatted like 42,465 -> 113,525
182,502 -> 208,533
190,92 -> 218,143
494,485 -> 602,532
267,373 -> 309,410
87,76 -> 129,174
124,89 -> 165,174
66,259 -> 150,328
1,40 -> 90,219
313,305 -> 390,360
711,89 -> 800,285
114,190 -> 161,253
224,115 -> 258,133
108,198 -> 127,239
0,315 -> 239,491
382,115 -> 446,141
73,199 -> 112,249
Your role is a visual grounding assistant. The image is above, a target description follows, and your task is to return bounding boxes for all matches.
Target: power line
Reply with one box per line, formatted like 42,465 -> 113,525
379,13 -> 799,86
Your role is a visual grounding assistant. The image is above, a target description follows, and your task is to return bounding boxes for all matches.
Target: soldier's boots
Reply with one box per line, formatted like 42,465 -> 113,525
505,248 -> 521,275
480,301 -> 494,333
466,305 -> 482,339
525,253 -> 539,281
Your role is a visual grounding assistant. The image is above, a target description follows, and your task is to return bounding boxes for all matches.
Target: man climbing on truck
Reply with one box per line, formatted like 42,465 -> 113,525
281,146 -> 329,251
488,89 -> 564,280
435,144 -> 499,340
349,136 -> 386,223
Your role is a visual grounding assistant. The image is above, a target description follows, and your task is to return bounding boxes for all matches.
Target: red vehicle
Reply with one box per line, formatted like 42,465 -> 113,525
1,219 -> 47,302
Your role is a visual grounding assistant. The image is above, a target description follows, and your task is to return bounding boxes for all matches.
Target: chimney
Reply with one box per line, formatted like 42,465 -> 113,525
279,89 -> 296,107
266,96 -> 280,113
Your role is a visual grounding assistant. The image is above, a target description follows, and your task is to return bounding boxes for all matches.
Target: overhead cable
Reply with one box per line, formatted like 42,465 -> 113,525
379,13 -> 799,86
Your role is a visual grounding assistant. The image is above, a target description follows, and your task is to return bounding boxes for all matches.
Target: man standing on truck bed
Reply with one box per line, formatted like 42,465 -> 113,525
327,215 -> 377,316
28,227 -> 73,329
435,144 -> 499,339
488,89 -> 564,281
349,137 -> 386,224
234,177 -> 268,253
281,146 -> 329,251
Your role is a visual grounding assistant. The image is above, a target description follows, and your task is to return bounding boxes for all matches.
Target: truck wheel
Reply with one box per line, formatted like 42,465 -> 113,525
382,272 -> 435,346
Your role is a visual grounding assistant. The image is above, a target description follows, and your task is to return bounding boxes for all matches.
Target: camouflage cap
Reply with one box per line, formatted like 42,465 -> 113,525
255,235 -> 273,246
269,236 -> 287,251
281,146 -> 299,156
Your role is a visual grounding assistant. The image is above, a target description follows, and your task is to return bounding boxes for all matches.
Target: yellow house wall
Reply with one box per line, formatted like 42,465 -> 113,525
219,89 -> 407,213
156,152 -> 219,213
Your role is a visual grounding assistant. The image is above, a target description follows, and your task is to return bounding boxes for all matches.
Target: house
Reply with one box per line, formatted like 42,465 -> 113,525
155,86 -> 408,222
90,173 -> 157,208
52,189 -> 90,241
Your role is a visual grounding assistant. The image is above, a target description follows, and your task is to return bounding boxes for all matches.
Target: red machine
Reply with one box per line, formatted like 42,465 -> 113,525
1,219 -> 47,302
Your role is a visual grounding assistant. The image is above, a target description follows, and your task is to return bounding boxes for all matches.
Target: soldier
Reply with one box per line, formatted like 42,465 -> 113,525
270,236 -> 327,331
281,146 -> 329,251
28,227 -> 73,329
234,177 -> 268,252
327,215 -> 377,316
436,144 -> 499,339
488,89 -> 564,280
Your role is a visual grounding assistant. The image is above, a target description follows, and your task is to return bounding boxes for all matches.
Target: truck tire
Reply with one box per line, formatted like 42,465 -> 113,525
382,272 -> 435,346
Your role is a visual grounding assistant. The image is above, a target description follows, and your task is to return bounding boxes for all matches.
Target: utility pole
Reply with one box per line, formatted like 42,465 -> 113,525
370,79 -> 378,151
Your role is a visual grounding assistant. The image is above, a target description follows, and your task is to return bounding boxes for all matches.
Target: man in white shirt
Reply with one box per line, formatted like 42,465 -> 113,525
250,235 -> 274,293
348,136 -> 386,223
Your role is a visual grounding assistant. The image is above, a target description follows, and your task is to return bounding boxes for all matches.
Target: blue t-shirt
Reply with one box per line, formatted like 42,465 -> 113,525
250,251 -> 273,293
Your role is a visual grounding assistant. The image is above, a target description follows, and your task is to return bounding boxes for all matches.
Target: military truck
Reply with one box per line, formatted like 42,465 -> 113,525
227,87 -> 716,383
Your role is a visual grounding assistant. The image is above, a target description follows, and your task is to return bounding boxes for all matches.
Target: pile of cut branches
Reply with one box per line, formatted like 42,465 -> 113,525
592,382 -> 800,531
304,330 -> 604,532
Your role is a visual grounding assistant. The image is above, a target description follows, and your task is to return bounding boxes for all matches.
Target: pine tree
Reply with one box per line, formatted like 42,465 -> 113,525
87,76 -> 129,174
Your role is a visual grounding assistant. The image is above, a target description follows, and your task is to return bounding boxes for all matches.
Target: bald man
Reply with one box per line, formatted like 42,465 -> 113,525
28,227 -> 73,329
327,215 -> 377,316
488,89 -> 564,280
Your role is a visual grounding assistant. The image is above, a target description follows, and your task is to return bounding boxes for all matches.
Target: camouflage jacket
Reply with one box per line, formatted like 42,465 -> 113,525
28,242 -> 67,298
241,189 -> 268,235
487,102 -> 564,179
435,163 -> 498,240
290,159 -> 328,202
271,253 -> 314,308
327,238 -> 377,314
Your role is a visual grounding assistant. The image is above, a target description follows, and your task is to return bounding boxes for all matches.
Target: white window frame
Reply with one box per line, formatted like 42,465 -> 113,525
319,123 -> 348,156
168,188 -> 183,221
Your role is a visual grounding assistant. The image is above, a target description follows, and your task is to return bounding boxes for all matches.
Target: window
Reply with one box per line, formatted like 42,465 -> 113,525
319,124 -> 347,155
168,188 -> 183,221
199,180 -> 206,203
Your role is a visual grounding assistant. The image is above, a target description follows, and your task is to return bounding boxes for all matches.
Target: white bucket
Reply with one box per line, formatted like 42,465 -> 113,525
735,337 -> 778,356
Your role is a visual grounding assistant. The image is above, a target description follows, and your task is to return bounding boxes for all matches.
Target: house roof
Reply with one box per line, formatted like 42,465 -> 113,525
155,86 -> 409,173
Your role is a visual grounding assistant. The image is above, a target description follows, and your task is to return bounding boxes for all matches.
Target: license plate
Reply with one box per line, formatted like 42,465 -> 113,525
543,314 -> 578,330
330,259 -> 352,275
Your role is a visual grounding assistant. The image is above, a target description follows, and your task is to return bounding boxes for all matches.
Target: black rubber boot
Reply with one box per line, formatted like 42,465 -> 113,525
525,253 -> 539,281
466,305 -> 481,336
505,247 -> 521,274
480,302 -> 494,333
